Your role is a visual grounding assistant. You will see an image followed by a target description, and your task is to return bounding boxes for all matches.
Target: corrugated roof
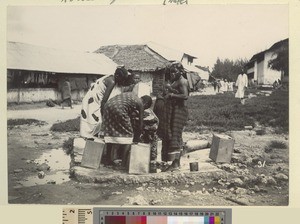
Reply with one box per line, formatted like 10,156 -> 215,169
95,45 -> 170,72
147,42 -> 197,61
7,42 -> 118,75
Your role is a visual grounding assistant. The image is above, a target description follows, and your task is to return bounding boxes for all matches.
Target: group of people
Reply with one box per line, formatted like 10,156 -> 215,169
213,78 -> 233,93
79,62 -> 189,172
211,71 -> 248,105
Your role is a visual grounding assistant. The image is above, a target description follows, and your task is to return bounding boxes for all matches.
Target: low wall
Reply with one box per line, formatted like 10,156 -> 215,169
7,88 -> 87,103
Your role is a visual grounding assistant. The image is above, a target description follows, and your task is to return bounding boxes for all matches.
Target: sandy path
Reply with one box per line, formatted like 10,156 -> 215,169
7,105 -> 82,123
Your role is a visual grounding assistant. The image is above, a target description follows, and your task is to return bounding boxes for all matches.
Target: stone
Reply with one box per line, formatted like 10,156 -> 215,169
249,198 -> 256,203
231,178 -> 244,187
266,176 -> 277,185
47,180 -> 56,184
217,179 -> 226,186
112,191 -> 123,195
254,185 -> 260,192
257,175 -> 268,185
220,164 -> 236,172
13,169 -> 23,174
233,148 -> 242,153
181,190 -> 191,196
127,195 -> 148,205
235,187 -> 247,195
36,163 -> 50,171
149,199 -> 162,205
274,173 -> 289,181
208,188 -> 214,193
244,126 -> 253,130
38,171 -> 45,179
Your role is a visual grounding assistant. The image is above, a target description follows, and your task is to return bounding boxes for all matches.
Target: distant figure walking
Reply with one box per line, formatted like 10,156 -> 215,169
219,79 -> 225,93
217,80 -> 221,92
213,80 -> 217,92
235,72 -> 248,104
223,79 -> 228,92
61,78 -> 72,109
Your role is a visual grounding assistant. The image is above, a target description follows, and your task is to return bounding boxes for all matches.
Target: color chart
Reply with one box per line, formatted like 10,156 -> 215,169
94,208 -> 232,224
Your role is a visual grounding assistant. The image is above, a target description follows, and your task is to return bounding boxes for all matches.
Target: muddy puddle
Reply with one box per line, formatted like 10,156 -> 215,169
17,148 -> 71,187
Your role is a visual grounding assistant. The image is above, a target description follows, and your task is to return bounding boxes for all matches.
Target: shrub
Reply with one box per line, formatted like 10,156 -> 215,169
7,119 -> 46,126
255,129 -> 266,135
268,140 -> 288,149
63,137 -> 74,155
50,117 -> 80,132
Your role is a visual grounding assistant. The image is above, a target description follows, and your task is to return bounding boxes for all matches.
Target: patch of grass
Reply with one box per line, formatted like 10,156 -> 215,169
255,129 -> 266,136
63,137 -> 74,155
268,140 -> 288,149
50,117 -> 80,132
186,90 -> 288,133
7,119 -> 46,126
264,140 -> 288,153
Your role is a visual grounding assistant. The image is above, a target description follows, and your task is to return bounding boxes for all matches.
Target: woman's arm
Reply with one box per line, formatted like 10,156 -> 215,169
100,77 -> 115,115
133,101 -> 144,143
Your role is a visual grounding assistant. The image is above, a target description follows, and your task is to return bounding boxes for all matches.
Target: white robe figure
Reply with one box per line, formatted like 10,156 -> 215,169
235,73 -> 248,99
219,80 -> 225,92
223,81 -> 228,92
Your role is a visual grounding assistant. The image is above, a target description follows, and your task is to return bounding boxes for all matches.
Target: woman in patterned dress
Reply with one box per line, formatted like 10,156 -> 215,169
80,67 -> 131,139
102,93 -> 152,168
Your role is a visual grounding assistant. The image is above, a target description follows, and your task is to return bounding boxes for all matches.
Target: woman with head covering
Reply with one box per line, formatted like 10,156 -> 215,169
80,67 -> 132,139
157,62 -> 189,171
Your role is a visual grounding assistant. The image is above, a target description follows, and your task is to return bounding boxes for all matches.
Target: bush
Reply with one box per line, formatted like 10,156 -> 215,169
268,140 -> 288,149
50,117 -> 80,132
63,137 -> 74,155
264,140 -> 287,153
7,119 -> 46,126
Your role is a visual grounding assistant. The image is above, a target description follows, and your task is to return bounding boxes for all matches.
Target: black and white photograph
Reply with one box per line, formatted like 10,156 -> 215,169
6,4 -> 289,206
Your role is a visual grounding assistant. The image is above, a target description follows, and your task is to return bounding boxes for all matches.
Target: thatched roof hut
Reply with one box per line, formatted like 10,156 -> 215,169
95,44 -> 171,96
95,44 -> 170,72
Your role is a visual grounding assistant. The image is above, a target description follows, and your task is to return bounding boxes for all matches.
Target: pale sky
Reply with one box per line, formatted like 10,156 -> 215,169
7,4 -> 288,69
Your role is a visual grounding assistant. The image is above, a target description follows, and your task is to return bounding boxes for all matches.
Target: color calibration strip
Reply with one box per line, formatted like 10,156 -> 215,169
63,208 -> 93,224
94,208 -> 232,224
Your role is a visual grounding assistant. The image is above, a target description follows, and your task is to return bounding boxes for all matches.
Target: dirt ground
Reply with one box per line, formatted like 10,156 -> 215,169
7,103 -> 289,206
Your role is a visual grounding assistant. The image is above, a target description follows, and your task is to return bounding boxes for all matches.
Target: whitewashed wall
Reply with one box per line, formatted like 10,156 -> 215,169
7,88 -> 86,103
263,51 -> 281,84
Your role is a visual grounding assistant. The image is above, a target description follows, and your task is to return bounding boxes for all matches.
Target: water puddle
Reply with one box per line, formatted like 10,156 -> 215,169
17,148 -> 71,187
